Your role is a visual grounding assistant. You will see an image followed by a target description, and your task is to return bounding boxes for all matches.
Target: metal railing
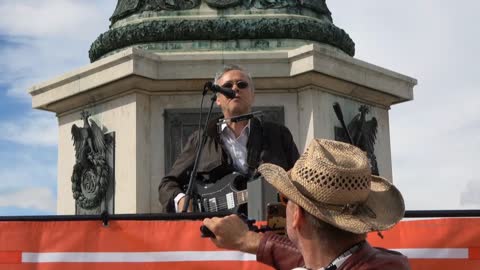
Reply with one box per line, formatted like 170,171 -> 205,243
1,210 -> 479,223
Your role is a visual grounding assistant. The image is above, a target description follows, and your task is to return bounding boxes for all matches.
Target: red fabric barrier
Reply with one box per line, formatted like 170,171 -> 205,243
0,219 -> 271,270
368,218 -> 480,270
0,218 -> 479,269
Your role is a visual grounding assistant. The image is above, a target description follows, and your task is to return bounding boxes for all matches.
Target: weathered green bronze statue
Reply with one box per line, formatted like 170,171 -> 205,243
89,0 -> 354,62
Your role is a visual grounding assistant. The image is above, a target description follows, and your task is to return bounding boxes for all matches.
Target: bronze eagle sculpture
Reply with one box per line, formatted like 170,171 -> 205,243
71,111 -> 108,163
71,111 -> 110,210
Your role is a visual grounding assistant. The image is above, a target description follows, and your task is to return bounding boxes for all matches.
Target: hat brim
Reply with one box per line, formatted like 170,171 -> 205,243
258,163 -> 405,234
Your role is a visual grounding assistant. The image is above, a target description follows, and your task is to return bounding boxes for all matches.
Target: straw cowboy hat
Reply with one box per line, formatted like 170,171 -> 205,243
258,138 -> 405,234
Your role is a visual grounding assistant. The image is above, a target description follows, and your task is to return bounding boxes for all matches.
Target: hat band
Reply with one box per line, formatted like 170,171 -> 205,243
318,201 -> 379,232
320,202 -> 376,218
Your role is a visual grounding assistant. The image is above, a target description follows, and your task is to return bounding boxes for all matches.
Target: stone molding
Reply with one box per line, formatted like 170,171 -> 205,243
31,45 -> 417,114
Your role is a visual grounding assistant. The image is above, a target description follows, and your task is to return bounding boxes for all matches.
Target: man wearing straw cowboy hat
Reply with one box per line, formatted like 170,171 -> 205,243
203,138 -> 410,270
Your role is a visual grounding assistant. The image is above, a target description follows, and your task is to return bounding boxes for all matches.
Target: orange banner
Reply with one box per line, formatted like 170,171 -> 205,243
0,217 -> 479,270
0,219 -> 271,270
368,218 -> 480,270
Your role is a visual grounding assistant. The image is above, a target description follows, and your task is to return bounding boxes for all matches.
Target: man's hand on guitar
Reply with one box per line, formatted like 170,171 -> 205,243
177,197 -> 193,212
202,214 -> 262,254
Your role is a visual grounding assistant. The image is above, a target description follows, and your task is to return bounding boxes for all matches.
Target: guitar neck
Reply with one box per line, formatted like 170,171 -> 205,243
236,190 -> 248,206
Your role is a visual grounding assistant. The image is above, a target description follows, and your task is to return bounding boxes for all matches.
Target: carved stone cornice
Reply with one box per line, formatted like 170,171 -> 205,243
89,17 -> 354,62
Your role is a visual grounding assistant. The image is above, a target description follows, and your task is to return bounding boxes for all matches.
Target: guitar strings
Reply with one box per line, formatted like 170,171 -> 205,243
205,200 -> 234,211
203,193 -> 246,211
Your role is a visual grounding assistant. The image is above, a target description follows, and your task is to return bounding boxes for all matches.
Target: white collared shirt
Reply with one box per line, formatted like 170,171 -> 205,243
218,121 -> 250,175
174,120 -> 250,212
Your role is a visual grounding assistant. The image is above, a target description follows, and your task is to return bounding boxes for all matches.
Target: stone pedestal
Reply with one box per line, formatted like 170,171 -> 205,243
29,43 -> 416,214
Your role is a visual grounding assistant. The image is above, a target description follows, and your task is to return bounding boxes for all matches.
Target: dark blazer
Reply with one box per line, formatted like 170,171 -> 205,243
158,116 -> 300,212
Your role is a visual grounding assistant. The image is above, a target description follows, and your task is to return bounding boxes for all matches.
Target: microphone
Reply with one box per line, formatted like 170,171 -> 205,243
204,81 -> 236,99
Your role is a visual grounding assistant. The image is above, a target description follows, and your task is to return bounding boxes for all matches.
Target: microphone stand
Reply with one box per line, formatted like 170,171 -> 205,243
182,83 -> 218,213
333,102 -> 354,145
218,111 -> 263,124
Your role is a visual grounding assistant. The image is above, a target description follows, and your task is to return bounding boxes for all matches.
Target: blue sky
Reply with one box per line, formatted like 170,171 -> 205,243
0,0 -> 479,215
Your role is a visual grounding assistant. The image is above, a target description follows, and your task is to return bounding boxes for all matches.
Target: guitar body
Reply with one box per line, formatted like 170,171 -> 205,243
195,172 -> 248,213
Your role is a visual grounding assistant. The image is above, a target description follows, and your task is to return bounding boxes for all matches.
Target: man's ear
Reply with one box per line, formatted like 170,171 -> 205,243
291,204 -> 305,230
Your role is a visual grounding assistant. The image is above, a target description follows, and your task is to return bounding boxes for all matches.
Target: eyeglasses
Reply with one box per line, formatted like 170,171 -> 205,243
277,192 -> 289,206
221,80 -> 249,89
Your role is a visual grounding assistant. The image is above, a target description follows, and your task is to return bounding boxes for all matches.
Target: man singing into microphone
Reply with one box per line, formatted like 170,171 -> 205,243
158,64 -> 300,213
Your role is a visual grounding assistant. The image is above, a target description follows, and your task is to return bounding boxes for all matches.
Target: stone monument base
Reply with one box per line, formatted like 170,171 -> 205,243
29,43 -> 416,215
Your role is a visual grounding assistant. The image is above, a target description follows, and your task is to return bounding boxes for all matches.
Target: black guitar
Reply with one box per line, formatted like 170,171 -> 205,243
195,172 -> 249,213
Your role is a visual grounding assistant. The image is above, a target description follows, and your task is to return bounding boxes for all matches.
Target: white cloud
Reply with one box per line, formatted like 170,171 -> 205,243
0,187 -> 56,212
0,111 -> 58,146
0,0 -> 111,39
0,37 -> 88,99
0,0 -> 115,100
0,135 -> 57,214
461,179 -> 480,207
0,146 -> 57,189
